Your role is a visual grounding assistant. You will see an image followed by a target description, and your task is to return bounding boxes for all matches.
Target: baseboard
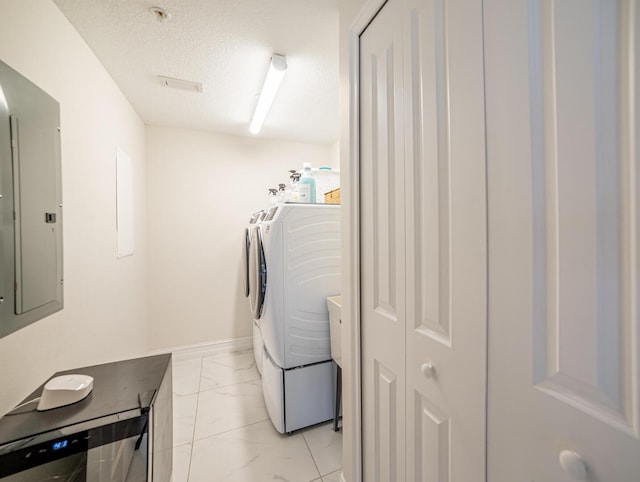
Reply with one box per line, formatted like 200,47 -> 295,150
149,336 -> 253,361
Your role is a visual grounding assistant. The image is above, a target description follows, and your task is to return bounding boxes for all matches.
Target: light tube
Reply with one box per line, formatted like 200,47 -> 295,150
0,83 -> 8,112
249,54 -> 287,134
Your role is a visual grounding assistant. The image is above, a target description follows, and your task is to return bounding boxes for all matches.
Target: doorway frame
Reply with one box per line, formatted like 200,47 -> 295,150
343,1 -> 388,481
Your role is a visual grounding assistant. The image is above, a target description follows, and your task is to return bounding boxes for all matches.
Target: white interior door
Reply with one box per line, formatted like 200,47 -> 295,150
360,0 -> 486,479
485,0 -> 640,480
402,0 -> 486,480
360,1 -> 407,479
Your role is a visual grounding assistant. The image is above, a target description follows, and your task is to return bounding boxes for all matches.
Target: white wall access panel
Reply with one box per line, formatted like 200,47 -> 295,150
116,148 -> 134,258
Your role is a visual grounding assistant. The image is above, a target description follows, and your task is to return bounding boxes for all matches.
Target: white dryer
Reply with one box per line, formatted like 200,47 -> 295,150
244,210 -> 265,375
249,204 -> 340,433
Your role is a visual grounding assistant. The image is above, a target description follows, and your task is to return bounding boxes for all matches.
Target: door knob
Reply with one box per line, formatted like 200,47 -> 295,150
558,450 -> 588,480
421,363 -> 435,379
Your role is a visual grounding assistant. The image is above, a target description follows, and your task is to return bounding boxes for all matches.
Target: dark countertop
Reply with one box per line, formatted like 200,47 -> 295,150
0,354 -> 171,446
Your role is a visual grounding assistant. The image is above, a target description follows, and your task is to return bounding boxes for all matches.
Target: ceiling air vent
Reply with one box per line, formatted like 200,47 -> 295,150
158,75 -> 203,93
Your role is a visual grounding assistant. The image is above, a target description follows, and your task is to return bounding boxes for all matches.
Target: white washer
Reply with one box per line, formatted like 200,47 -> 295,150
244,210 -> 265,375
249,204 -> 340,433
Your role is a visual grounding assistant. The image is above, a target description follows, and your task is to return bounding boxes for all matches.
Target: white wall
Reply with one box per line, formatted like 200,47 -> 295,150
146,126 -> 336,351
0,0 -> 148,414
330,140 -> 340,166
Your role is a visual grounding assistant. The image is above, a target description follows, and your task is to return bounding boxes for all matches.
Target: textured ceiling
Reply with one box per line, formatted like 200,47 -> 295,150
53,0 -> 339,144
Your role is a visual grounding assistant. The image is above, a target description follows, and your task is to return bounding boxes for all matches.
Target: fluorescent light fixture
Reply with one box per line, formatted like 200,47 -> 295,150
250,54 -> 287,134
0,82 -> 7,112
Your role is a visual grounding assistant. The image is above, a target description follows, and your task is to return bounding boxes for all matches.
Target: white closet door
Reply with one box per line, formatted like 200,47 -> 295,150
403,0 -> 487,480
485,0 -> 640,480
360,0 -> 486,480
360,0 -> 407,480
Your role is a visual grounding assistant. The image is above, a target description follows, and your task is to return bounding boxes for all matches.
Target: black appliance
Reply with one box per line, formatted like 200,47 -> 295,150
0,354 -> 172,482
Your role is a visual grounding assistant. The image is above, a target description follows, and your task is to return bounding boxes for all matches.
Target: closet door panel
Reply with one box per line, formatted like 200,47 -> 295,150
360,0 -> 407,480
403,0 -> 487,480
360,0 -> 486,479
486,0 -> 640,479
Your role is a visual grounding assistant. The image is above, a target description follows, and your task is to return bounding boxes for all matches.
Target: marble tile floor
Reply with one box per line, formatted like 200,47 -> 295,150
171,349 -> 343,482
